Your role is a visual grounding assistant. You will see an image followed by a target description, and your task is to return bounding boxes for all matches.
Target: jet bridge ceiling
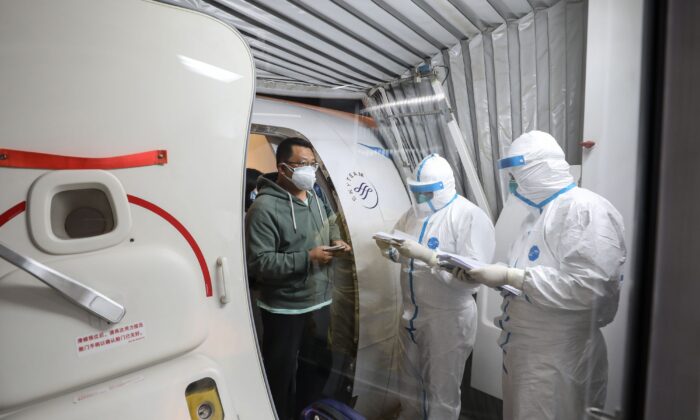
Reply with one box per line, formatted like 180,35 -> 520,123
165,0 -> 562,99
165,0 -> 586,220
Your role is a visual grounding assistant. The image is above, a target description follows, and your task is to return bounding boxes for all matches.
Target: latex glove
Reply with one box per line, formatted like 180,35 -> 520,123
468,264 -> 525,290
451,267 -> 481,287
397,239 -> 438,267
374,239 -> 392,251
374,239 -> 400,263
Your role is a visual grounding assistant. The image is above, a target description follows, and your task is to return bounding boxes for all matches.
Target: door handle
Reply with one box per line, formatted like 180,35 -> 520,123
216,256 -> 230,304
0,242 -> 125,324
586,407 -> 619,420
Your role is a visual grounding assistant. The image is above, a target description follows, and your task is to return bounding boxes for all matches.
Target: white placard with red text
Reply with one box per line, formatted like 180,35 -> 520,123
76,321 -> 146,357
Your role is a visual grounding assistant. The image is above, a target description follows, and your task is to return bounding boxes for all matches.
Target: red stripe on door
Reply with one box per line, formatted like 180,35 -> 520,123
0,149 -> 167,170
0,201 -> 26,228
127,195 -> 213,297
0,197 -> 212,298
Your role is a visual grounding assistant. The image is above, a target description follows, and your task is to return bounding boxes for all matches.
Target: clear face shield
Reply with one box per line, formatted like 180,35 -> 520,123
499,154 -> 526,195
407,179 -> 445,215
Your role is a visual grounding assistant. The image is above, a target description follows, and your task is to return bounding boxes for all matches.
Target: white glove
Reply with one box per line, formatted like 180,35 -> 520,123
374,239 -> 392,251
468,264 -> 525,290
451,267 -> 481,287
397,239 -> 438,267
375,239 -> 400,263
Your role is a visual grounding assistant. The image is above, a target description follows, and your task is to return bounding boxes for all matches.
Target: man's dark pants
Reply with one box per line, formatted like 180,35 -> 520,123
260,305 -> 331,420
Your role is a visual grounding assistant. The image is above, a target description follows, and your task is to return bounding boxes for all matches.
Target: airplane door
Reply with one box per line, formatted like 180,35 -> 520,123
250,99 -> 411,418
0,1 -> 272,419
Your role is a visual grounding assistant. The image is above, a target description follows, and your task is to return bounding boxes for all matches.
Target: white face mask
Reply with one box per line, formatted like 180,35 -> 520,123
509,159 -> 574,204
283,164 -> 317,190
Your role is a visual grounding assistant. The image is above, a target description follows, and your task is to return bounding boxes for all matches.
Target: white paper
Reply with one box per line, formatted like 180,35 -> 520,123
372,230 -> 416,244
500,285 -> 522,296
324,244 -> 345,251
437,251 -> 486,270
437,252 -> 522,296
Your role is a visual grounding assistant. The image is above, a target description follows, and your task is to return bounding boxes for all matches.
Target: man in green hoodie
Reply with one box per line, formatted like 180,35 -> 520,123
245,137 -> 351,419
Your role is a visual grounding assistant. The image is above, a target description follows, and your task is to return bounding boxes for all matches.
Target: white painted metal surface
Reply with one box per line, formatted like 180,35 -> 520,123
581,0 -> 644,413
0,1 -> 272,419
251,97 -> 411,418
470,195 -> 528,399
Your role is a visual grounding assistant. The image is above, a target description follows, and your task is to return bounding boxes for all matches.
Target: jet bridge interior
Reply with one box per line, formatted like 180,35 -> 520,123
3,0 -> 697,419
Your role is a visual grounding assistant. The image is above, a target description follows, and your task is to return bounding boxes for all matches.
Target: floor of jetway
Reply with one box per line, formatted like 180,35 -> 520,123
250,288 -> 502,420
459,355 -> 502,420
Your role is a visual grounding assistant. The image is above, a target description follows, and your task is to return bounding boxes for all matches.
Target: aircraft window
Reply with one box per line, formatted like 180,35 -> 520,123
52,189 -> 115,239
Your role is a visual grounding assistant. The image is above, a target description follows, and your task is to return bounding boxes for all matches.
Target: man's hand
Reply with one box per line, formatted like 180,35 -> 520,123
331,240 -> 352,253
468,264 -> 525,290
309,246 -> 334,265
397,239 -> 438,267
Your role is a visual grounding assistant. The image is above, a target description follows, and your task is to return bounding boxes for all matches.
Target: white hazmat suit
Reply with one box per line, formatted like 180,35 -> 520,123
473,131 -> 627,420
378,154 -> 495,419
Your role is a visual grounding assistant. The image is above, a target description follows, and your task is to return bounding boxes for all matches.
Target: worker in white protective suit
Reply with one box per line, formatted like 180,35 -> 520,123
456,131 -> 626,420
375,154 -> 495,420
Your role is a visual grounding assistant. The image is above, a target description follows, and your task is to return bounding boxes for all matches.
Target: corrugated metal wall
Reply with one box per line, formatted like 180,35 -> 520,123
163,0 -> 587,218
365,0 -> 586,216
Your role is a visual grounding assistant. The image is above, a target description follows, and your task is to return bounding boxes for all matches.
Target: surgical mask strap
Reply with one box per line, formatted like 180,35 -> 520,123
281,162 -> 297,177
280,163 -> 294,182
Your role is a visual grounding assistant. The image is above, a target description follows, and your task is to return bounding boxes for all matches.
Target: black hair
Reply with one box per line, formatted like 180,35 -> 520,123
275,137 -> 314,165
244,168 -> 263,211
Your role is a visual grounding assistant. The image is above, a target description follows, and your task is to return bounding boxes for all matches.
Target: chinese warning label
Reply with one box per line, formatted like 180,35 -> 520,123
76,321 -> 146,357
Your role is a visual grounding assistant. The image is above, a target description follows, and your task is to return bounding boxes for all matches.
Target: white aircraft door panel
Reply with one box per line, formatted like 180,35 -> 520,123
470,195 -> 529,399
0,1 -> 273,418
5,355 -> 233,420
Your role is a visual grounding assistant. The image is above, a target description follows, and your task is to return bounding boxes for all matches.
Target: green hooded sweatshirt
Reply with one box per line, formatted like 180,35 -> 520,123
245,174 -> 341,313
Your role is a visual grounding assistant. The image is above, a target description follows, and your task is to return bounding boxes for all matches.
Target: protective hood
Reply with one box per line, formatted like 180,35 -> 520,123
407,154 -> 458,215
499,131 -> 575,208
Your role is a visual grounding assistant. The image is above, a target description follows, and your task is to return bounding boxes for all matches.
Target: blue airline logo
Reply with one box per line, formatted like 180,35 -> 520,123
346,171 -> 379,209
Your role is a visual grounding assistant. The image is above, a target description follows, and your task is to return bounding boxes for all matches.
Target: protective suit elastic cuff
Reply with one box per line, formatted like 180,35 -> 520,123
506,268 -> 525,290
427,252 -> 438,267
